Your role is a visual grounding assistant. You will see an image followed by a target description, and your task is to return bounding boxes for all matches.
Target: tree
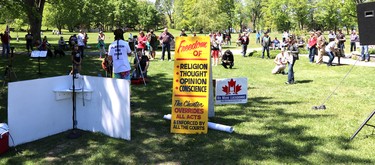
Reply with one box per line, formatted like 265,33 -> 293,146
43,0 -> 82,32
137,0 -> 161,30
218,0 -> 235,33
314,0 -> 340,31
245,0 -> 263,32
157,0 -> 174,27
341,0 -> 357,34
23,0 -> 46,43
262,0 -> 291,31
109,0 -> 138,29
289,0 -> 310,30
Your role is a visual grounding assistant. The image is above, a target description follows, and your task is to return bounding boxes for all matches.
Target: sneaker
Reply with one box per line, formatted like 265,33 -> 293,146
160,59 -> 164,61
168,59 -> 172,61
285,81 -> 294,85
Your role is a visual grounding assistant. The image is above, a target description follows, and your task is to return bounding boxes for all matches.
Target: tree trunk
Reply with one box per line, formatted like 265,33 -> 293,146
23,0 -> 46,43
252,18 -> 257,33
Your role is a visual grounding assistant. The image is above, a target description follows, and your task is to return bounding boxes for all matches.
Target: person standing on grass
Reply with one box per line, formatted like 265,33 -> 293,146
360,43 -> 370,62
307,31 -> 317,63
77,30 -> 85,59
261,32 -> 271,59
159,28 -> 174,61
108,29 -> 132,80
216,32 -> 224,56
1,31 -> 11,58
25,30 -> 33,54
148,29 -> 158,60
97,31 -> 106,58
316,31 -> 326,64
336,29 -> 346,56
350,30 -> 359,52
137,31 -> 148,53
285,36 -> 299,84
71,44 -> 82,75
256,31 -> 261,44
238,32 -> 249,57
211,35 -> 220,66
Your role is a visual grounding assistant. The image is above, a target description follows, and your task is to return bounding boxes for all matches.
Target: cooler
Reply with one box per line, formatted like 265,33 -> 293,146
0,123 -> 9,154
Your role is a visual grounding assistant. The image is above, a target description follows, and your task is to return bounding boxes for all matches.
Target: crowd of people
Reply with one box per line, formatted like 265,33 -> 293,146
0,27 -> 372,85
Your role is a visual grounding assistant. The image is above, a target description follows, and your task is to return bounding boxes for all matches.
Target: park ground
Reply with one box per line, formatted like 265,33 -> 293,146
0,30 -> 375,164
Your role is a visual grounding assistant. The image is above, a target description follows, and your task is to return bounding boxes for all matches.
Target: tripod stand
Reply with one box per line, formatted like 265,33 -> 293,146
2,47 -> 17,87
350,110 -> 375,141
67,66 -> 81,139
132,38 -> 146,86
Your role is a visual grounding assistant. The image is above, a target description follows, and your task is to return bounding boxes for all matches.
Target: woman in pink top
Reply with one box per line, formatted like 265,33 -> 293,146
137,31 -> 148,54
307,31 -> 317,63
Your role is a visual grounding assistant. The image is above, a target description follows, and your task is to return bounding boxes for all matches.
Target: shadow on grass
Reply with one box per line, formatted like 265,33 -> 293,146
1,58 -> 374,164
295,80 -> 313,84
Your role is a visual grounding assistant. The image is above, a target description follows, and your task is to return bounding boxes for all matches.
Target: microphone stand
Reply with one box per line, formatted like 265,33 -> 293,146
67,64 -> 81,139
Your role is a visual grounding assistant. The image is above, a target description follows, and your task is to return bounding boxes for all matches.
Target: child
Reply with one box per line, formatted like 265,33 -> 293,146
71,45 -> 82,75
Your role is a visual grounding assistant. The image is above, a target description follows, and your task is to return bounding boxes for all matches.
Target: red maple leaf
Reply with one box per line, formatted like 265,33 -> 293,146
228,79 -> 236,87
235,84 -> 242,94
222,85 -> 230,95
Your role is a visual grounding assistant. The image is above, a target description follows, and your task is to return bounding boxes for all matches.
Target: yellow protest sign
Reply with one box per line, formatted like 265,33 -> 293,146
171,36 -> 210,134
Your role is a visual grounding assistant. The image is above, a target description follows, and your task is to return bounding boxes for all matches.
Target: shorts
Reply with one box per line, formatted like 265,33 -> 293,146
114,71 -> 131,80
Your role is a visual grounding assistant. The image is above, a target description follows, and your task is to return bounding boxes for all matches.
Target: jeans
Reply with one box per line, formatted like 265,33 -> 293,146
242,44 -> 247,57
78,46 -> 85,59
2,43 -> 10,58
161,43 -> 171,60
338,42 -> 345,52
288,56 -> 297,83
262,46 -> 270,58
350,42 -> 356,52
327,51 -> 335,66
308,46 -> 316,63
361,45 -> 369,61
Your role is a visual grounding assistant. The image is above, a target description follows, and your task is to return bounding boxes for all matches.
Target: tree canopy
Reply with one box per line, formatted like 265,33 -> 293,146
0,0 -> 374,41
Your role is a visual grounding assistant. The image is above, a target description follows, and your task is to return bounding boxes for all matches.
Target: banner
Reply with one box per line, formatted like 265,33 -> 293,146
215,78 -> 248,104
171,36 -> 210,134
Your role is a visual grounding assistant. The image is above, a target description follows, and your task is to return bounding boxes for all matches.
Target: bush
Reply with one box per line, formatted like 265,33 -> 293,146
369,48 -> 375,54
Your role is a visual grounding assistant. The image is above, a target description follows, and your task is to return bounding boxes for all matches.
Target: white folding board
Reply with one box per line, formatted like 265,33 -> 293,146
8,75 -> 131,146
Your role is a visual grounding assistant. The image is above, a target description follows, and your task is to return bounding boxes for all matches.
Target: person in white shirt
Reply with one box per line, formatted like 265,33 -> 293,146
328,30 -> 336,40
272,48 -> 288,74
77,30 -> 85,58
108,29 -> 132,80
325,38 -> 337,66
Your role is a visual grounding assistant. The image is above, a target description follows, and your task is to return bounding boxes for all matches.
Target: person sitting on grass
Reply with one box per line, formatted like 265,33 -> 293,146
133,50 -> 149,79
272,48 -> 288,74
221,50 -> 234,69
272,37 -> 281,50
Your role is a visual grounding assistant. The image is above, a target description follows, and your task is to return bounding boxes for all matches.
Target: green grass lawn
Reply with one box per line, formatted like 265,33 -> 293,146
1,32 -> 375,164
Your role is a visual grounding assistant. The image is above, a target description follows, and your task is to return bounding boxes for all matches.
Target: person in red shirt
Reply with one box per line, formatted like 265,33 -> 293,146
137,31 -> 148,55
238,32 -> 249,57
1,31 -> 11,58
307,31 -> 317,63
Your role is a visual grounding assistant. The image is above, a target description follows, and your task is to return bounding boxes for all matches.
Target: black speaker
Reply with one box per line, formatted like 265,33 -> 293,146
357,2 -> 375,45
